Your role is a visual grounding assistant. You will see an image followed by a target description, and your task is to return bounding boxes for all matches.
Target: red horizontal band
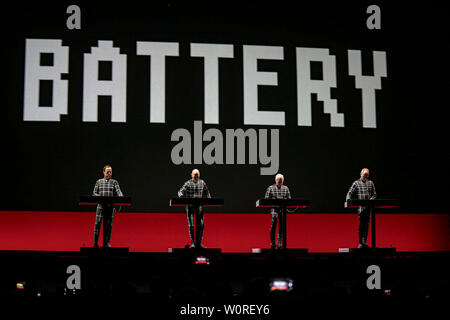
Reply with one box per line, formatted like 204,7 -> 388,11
79,202 -> 131,206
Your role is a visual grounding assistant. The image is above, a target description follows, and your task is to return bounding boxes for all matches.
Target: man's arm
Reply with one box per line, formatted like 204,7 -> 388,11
265,186 -> 272,199
178,181 -> 188,197
346,181 -> 357,201
286,187 -> 291,199
93,180 -> 100,196
114,180 -> 124,197
370,181 -> 377,200
203,182 -> 211,198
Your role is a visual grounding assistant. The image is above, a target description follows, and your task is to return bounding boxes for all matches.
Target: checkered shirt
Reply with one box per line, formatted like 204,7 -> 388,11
178,179 -> 211,198
346,178 -> 377,213
265,184 -> 291,215
93,178 -> 123,197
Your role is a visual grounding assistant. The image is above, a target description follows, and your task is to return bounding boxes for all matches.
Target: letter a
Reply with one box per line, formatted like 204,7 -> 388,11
66,265 -> 81,290
366,5 -> 381,30
66,5 -> 81,30
366,265 -> 381,289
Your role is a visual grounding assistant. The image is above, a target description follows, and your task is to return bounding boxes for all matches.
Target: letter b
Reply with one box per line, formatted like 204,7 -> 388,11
23,39 -> 69,121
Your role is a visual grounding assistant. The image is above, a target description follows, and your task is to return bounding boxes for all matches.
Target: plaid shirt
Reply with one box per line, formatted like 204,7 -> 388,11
265,184 -> 291,200
93,178 -> 123,198
346,178 -> 377,213
178,179 -> 211,198
265,184 -> 291,215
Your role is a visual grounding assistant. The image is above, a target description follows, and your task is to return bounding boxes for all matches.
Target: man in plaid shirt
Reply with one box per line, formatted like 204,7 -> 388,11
346,168 -> 377,248
265,173 -> 291,249
178,169 -> 211,248
92,165 -> 123,248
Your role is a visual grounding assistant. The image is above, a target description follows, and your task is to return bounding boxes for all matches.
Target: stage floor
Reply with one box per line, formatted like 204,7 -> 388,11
1,211 -> 449,253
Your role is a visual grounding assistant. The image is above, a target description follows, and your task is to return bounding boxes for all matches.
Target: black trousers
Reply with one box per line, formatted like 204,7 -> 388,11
358,207 -> 372,244
270,208 -> 284,247
94,204 -> 114,246
186,205 -> 204,246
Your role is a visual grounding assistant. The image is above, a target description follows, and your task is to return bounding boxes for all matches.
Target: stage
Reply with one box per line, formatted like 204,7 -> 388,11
1,211 -> 449,252
1,210 -> 448,314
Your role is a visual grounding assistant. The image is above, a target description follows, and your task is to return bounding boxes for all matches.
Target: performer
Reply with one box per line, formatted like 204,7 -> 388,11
346,168 -> 377,248
265,173 -> 291,249
92,165 -> 123,248
177,169 -> 211,249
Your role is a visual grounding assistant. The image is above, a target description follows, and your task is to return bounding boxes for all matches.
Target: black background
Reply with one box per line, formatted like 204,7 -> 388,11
1,1 -> 448,213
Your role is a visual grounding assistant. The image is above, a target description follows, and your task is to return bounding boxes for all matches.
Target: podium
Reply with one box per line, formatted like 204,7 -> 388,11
345,199 -> 400,250
169,198 -> 224,207
256,199 -> 311,250
79,195 -> 132,206
79,195 -> 132,250
170,198 -> 224,249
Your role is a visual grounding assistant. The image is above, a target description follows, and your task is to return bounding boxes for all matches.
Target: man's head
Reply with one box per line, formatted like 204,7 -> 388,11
103,165 -> 112,180
360,168 -> 370,181
191,169 -> 200,181
275,173 -> 284,186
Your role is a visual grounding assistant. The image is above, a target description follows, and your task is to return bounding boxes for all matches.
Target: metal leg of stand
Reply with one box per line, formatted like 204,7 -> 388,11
282,207 -> 287,249
371,210 -> 376,248
194,209 -> 199,248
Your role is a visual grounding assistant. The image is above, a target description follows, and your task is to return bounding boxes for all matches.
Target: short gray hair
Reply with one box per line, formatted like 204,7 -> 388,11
360,168 -> 369,175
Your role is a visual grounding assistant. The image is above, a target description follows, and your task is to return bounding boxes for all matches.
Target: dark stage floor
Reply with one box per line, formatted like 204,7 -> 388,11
0,249 -> 448,317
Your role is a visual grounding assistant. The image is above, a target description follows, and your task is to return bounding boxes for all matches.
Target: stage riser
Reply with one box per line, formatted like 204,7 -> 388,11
0,212 -> 449,252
